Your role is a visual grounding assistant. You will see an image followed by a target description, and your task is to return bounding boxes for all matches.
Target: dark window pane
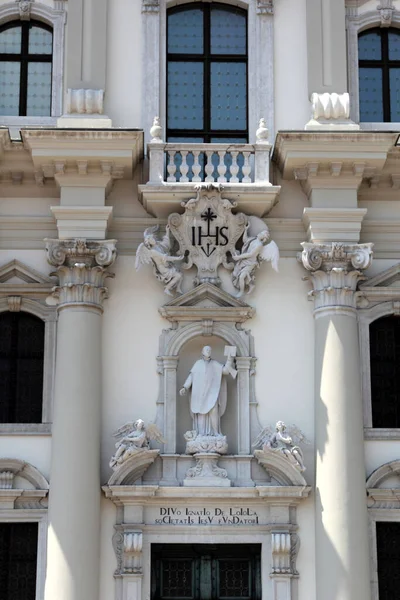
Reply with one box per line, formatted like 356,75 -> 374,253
389,29 -> 400,60
359,67 -> 383,121
168,9 -> 203,54
0,312 -> 44,423
219,559 -> 250,597
377,522 -> 400,600
211,8 -> 246,55
0,523 -> 38,600
390,68 -> 400,120
168,62 -> 204,130
0,26 -> 22,53
211,62 -> 247,130
370,316 -> 400,427
28,26 -> 52,54
359,30 -> 382,60
27,62 -> 52,116
0,62 -> 20,116
161,560 -> 193,598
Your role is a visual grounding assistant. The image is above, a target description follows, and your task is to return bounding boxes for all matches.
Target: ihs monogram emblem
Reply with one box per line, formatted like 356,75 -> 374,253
168,184 -> 246,286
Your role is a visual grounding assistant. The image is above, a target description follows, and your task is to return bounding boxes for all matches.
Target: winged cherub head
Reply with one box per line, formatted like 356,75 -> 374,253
134,419 -> 145,430
276,421 -> 286,432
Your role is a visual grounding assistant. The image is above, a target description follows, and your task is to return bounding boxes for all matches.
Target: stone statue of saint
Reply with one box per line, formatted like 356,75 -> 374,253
179,346 -> 237,437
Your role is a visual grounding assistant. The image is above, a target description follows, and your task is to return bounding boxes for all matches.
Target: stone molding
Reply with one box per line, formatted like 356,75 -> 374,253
257,0 -> 274,14
0,458 -> 48,510
299,241 -> 373,315
66,89 -> 104,115
45,238 -> 117,311
254,449 -> 308,486
305,92 -> 360,130
0,1 -> 66,118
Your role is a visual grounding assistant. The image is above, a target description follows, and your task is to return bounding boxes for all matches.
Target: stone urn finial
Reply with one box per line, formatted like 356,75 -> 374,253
256,118 -> 269,142
150,116 -> 163,142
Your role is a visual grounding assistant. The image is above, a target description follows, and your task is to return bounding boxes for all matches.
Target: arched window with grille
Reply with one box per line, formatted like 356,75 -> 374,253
0,20 -> 53,117
0,312 -> 44,423
358,27 -> 400,122
369,315 -> 400,427
166,3 -> 248,143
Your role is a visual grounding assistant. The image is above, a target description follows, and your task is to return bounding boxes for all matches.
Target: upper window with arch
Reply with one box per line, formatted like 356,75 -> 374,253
166,3 -> 248,143
0,20 -> 53,117
358,27 -> 400,122
0,311 -> 44,423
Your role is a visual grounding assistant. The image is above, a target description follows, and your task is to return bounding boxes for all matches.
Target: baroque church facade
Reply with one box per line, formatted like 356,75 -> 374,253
1,1 -> 400,599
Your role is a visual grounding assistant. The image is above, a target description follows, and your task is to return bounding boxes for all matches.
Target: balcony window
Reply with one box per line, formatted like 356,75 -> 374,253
167,4 -> 248,143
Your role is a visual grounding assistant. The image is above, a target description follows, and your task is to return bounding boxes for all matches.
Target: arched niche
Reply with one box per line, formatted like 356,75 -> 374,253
156,283 -> 259,485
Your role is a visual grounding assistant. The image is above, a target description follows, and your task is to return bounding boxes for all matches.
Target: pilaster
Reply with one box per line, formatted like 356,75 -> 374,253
306,0 -> 347,95
45,238 -> 117,312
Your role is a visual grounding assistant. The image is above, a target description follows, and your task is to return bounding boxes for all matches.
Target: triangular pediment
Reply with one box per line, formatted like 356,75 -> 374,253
159,283 -> 254,323
360,263 -> 400,289
0,260 -> 56,300
0,260 -> 54,285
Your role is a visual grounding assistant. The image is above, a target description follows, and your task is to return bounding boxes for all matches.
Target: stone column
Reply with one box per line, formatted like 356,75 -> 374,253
300,241 -> 373,600
44,238 -> 117,600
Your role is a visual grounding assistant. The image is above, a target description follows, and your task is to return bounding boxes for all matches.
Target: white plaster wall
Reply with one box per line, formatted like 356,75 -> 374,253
274,0 -> 310,131
105,0 -> 142,126
0,436 -> 51,480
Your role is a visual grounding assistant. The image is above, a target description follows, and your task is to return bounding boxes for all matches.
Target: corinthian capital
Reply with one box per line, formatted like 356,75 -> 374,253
299,242 -> 373,315
45,239 -> 117,311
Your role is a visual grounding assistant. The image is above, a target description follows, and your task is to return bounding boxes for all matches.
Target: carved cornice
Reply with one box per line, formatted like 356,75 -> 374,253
45,239 -> 117,311
299,242 -> 373,315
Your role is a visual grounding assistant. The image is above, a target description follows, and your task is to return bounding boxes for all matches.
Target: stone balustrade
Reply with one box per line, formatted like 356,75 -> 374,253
147,117 -> 272,185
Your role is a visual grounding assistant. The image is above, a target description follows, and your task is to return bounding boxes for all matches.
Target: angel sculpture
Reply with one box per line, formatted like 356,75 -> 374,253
135,225 -> 184,296
231,223 -> 279,297
109,419 -> 164,469
252,421 -> 309,472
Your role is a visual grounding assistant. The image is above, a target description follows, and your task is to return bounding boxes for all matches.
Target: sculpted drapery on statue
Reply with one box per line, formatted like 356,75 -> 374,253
180,345 -> 237,439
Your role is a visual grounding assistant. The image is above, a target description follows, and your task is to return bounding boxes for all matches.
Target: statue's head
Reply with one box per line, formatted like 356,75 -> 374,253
257,230 -> 269,243
134,419 -> 145,430
276,421 -> 285,432
144,235 -> 156,248
201,346 -> 212,359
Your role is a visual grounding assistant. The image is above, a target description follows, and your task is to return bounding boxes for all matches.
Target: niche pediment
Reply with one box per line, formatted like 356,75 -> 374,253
0,259 -> 56,300
359,263 -> 400,306
159,282 -> 254,323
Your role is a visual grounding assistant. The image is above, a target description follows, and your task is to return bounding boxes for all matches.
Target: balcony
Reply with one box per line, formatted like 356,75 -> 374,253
138,118 -> 281,218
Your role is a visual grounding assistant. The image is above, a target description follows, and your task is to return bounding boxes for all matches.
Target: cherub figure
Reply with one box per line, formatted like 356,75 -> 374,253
231,223 -> 279,297
135,225 -> 184,295
109,419 -> 164,469
252,421 -> 309,472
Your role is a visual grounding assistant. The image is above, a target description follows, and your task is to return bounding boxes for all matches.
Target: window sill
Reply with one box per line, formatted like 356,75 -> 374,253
1,116 -> 57,139
359,122 -> 400,132
0,423 -> 52,435
364,428 -> 400,440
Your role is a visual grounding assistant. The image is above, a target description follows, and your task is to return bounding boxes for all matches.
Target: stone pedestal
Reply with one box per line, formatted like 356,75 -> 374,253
300,242 -> 372,600
43,239 -> 116,600
183,453 -> 231,487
